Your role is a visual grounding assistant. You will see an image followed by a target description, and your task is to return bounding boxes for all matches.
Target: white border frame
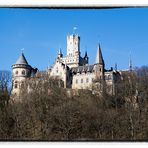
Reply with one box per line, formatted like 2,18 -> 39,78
0,0 -> 148,7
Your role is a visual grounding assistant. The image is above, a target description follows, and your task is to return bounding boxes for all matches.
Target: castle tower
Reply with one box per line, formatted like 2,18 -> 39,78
94,44 -> 104,80
65,34 -> 81,68
67,34 -> 80,57
11,52 -> 32,97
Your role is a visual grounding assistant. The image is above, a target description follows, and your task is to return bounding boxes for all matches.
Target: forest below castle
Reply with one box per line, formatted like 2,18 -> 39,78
0,66 -> 147,141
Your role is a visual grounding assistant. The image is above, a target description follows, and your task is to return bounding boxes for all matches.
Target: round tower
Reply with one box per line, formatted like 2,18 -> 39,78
11,53 -> 32,97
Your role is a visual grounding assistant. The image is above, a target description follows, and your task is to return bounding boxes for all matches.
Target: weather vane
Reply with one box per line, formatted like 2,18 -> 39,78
73,27 -> 77,34
21,48 -> 24,53
97,35 -> 101,44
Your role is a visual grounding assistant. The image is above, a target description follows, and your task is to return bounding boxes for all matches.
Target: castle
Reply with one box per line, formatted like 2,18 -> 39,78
11,33 -> 121,98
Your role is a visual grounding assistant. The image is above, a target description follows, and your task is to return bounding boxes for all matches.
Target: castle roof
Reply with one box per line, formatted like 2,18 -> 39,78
96,44 -> 104,65
16,53 -> 29,65
71,65 -> 94,74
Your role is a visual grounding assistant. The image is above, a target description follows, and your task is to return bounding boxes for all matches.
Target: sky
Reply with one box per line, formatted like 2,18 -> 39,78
0,8 -> 148,71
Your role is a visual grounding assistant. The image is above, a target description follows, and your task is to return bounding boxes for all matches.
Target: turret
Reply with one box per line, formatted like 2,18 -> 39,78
11,52 -> 32,97
95,44 -> 104,66
84,51 -> 89,64
58,48 -> 63,58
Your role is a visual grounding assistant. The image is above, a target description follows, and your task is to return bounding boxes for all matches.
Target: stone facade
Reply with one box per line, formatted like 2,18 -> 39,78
11,33 -> 122,98
48,33 -> 121,94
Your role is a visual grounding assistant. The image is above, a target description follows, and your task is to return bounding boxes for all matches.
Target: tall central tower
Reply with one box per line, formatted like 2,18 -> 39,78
63,34 -> 81,68
67,34 -> 80,56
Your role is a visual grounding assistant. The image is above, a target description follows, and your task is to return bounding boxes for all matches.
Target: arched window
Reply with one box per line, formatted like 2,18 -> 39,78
22,70 -> 25,75
100,68 -> 102,72
15,71 -> 18,75
21,82 -> 24,88
14,81 -> 18,88
81,79 -> 83,83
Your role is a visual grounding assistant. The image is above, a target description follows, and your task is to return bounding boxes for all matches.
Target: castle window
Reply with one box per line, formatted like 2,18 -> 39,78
22,70 -> 25,75
105,75 -> 108,80
100,68 -> 102,72
81,79 -> 83,83
15,84 -> 17,88
76,79 -> 78,84
56,67 -> 58,73
21,82 -> 24,88
108,75 -> 111,80
15,71 -> 18,75
86,78 -> 89,83
14,81 -> 18,89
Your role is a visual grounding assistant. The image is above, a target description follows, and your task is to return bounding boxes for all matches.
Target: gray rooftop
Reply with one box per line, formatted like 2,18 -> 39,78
16,53 -> 29,65
96,44 -> 104,65
71,65 -> 94,74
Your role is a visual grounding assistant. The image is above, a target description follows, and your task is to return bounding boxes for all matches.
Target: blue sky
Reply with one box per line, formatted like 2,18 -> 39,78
0,8 -> 148,71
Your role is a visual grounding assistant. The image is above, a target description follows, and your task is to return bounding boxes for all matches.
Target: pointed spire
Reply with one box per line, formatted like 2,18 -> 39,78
115,63 -> 117,71
84,50 -> 88,58
129,52 -> 132,71
58,48 -> 63,58
95,44 -> 104,65
16,53 -> 28,65
84,46 -> 88,58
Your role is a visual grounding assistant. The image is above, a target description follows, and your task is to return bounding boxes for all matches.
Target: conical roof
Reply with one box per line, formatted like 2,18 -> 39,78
16,53 -> 28,65
96,44 -> 104,65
